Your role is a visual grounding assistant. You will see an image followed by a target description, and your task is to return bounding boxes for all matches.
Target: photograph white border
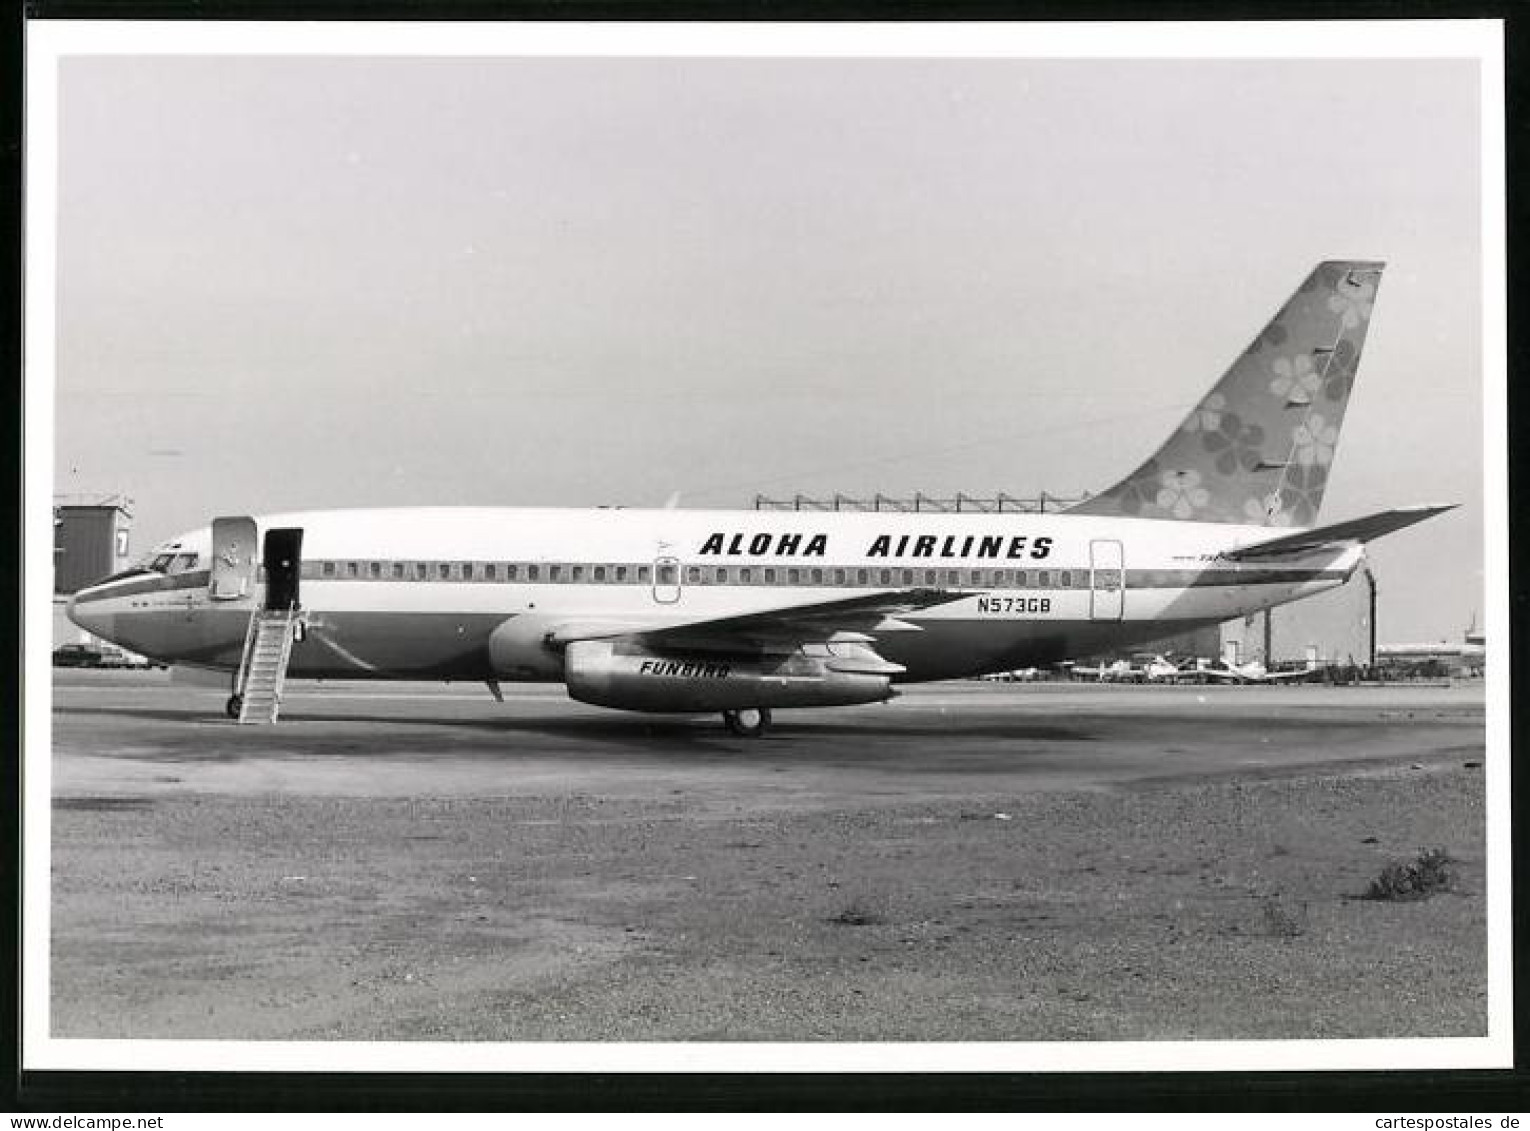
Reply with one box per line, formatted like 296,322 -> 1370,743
22,17 -> 1510,1073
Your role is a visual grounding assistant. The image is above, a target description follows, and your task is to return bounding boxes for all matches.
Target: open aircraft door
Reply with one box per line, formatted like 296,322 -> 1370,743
208,516 -> 258,601
1089,539 -> 1125,621
262,528 -> 304,611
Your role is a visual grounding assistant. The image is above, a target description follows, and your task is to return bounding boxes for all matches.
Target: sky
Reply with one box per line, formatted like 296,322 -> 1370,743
47,45 -> 1489,642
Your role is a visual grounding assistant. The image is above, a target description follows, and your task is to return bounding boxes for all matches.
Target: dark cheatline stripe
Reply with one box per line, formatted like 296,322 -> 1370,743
72,561 -> 1346,605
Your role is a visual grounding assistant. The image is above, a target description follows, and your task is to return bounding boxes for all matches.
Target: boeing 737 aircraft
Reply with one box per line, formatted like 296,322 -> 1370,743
67,260 -> 1453,735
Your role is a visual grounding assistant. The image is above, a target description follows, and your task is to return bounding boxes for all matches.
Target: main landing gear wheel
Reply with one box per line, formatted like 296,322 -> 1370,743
723,707 -> 771,738
226,694 -> 243,719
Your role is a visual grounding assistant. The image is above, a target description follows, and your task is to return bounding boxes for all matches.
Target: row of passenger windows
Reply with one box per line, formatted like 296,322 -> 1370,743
303,559 -> 1100,590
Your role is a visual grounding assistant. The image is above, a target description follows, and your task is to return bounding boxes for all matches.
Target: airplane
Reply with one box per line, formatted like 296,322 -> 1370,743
1069,653 -> 1195,683
1141,654 -> 1202,683
1200,657 -> 1320,684
1069,659 -> 1142,683
980,666 -> 1044,683
66,259 -> 1455,736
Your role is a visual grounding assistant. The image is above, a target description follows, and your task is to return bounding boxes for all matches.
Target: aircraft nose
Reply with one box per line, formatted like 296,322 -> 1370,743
66,589 -> 106,636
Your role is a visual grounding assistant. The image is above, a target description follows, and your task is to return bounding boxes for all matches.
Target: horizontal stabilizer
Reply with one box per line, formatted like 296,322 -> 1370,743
1224,504 -> 1456,561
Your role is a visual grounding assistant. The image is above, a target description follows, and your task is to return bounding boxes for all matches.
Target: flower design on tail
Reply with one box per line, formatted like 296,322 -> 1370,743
1155,469 -> 1210,519
1270,354 -> 1321,405
1243,493 -> 1292,526
1111,458 -> 1162,515
1293,412 -> 1339,466
1322,338 -> 1360,403
1181,392 -> 1227,434
1327,276 -> 1376,329
1279,464 -> 1329,526
1201,413 -> 1267,475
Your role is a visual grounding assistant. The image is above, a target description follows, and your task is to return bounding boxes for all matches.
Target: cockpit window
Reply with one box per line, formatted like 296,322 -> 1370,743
150,553 -> 175,572
171,553 -> 199,573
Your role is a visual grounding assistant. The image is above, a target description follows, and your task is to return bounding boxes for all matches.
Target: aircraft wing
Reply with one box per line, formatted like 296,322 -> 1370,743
1224,505 -> 1456,561
546,588 -> 966,656
1200,667 -> 1248,682
1250,668 -> 1318,683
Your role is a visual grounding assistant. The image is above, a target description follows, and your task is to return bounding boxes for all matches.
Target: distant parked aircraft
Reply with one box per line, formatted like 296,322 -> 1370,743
1142,654 -> 1203,683
1202,657 -> 1319,684
1070,659 -> 1142,683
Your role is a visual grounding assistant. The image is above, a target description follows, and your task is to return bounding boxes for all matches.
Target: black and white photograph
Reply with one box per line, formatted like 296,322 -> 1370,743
23,20 -> 1509,1078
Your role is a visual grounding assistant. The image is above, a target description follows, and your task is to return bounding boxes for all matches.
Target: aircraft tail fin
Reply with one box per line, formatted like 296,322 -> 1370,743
1070,260 -> 1385,527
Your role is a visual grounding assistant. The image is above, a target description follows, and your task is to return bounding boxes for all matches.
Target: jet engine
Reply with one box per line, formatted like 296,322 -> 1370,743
562,639 -> 898,713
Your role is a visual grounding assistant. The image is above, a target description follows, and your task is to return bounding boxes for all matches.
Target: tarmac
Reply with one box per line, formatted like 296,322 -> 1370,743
47,671 -> 1489,1045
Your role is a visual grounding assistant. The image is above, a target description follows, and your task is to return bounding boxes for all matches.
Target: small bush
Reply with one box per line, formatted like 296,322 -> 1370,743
1365,848 -> 1456,901
827,901 -> 884,927
1260,895 -> 1308,938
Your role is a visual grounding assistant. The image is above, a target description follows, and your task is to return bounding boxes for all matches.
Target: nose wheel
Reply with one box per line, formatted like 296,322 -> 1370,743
723,707 -> 771,737
226,693 -> 243,719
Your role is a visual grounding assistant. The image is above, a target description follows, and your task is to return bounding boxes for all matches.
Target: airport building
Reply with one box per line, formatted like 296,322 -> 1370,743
52,494 -> 134,649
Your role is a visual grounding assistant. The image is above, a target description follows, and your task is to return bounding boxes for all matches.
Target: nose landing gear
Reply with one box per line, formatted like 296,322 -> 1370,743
722,706 -> 771,737
226,693 -> 243,719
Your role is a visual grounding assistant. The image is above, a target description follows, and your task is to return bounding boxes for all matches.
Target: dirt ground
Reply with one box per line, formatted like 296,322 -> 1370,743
48,675 -> 1488,1043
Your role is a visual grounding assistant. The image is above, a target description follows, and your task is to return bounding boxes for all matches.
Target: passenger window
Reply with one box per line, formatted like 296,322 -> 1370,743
369,561 -> 382,579
787,568 -> 801,584
593,565 -> 606,582
388,562 -> 402,579
740,567 -> 753,584
549,564 -> 563,582
686,566 -> 701,584
615,565 -> 628,582
945,570 -> 960,586
1016,569 -> 1029,588
715,567 -> 728,584
970,569 -> 984,587
856,568 -> 869,585
1038,570 -> 1052,588
461,562 -> 474,581
572,564 -> 585,582
832,568 -> 846,585
1059,570 -> 1072,588
992,568 -> 1009,587
763,567 -> 777,584
878,569 -> 892,585
322,562 -> 336,578
484,563 -> 497,581
810,568 -> 823,584
638,565 -> 651,583
923,569 -> 937,586
897,568 -> 911,585
412,562 -> 426,580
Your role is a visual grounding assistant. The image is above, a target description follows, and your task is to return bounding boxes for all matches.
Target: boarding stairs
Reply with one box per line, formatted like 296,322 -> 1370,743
233,605 -> 300,724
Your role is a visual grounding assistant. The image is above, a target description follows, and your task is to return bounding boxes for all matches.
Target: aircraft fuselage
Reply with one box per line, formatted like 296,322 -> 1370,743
68,506 -> 1360,685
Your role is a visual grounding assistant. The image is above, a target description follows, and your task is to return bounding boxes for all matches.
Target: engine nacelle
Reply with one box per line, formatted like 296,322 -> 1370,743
563,639 -> 894,713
